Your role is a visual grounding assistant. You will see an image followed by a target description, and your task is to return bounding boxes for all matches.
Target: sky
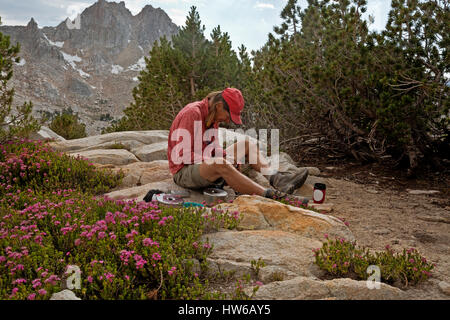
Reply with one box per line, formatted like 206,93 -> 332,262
0,0 -> 393,52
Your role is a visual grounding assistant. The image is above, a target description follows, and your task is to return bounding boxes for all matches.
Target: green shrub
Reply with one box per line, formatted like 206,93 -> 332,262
314,237 -> 435,287
49,114 -> 86,140
0,139 -> 123,195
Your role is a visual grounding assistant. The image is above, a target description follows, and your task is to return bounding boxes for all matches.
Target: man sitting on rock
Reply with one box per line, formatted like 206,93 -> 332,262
167,88 -> 309,200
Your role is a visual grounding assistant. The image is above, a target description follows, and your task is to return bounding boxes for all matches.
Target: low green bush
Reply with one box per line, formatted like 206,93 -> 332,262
314,237 -> 435,287
49,113 -> 86,140
0,139 -> 123,195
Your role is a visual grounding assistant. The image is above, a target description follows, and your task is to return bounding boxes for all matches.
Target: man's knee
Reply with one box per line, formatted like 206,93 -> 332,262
211,159 -> 234,175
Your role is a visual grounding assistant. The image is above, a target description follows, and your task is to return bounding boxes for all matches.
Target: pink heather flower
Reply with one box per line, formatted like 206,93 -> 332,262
422,258 -> 427,263
125,229 -> 139,239
104,272 -> 115,282
203,243 -> 211,249
32,279 -> 42,288
194,273 -> 199,278
124,275 -> 130,281
324,234 -> 329,239
409,259 -> 415,263
344,262 -> 349,267
158,220 -> 166,226
142,238 -> 159,247
67,168 -> 71,172
44,275 -> 60,285
332,264 -> 337,269
11,287 -> 19,296
255,281 -> 263,286
0,256 -> 5,263
74,239 -> 81,246
385,245 -> 391,250
413,267 -> 418,272
27,293 -> 36,300
135,259 -> 147,269
98,232 -> 106,239
167,266 -> 177,276
192,242 -> 199,249
38,289 -> 47,296
87,276 -> 93,283
13,278 -> 27,285
152,253 -> 161,261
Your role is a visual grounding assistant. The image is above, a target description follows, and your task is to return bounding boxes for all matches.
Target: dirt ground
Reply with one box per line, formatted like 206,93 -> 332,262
307,161 -> 449,299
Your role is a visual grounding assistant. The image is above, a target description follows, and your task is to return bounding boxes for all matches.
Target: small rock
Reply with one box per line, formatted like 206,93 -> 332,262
305,167 -> 321,176
325,167 -> 337,170
438,281 -> 450,296
374,228 -> 391,235
50,289 -> 81,300
308,203 -> 334,213
69,149 -> 139,166
406,189 -> 440,195
28,126 -> 66,141
412,230 -> 436,243
417,215 -> 450,224
132,142 -> 168,162
366,188 -> 379,194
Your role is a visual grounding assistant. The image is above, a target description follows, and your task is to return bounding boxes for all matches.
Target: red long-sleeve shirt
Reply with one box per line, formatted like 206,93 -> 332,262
167,98 -> 225,175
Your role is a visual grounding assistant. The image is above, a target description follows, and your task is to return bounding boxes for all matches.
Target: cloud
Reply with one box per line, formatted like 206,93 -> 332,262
65,2 -> 92,20
254,2 -> 275,10
167,8 -> 186,26
363,0 -> 390,31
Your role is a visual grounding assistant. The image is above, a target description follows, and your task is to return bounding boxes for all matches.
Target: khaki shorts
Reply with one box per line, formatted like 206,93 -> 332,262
173,164 -> 224,190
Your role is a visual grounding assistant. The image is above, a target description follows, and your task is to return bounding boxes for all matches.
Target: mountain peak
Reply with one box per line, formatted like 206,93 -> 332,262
26,18 -> 38,29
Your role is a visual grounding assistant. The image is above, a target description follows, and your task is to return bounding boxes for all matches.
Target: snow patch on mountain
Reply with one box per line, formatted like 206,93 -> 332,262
43,33 -> 64,48
128,57 -> 146,71
111,64 -> 124,74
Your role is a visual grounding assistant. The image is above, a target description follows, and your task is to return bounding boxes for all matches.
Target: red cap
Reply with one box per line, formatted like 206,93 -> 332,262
222,88 -> 244,125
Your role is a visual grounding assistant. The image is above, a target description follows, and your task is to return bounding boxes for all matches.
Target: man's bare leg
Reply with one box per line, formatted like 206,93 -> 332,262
198,159 -> 266,196
224,139 -> 275,174
225,139 -> 308,195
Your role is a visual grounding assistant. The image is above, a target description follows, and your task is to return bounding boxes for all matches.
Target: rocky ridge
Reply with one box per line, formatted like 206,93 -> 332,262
0,0 -> 178,135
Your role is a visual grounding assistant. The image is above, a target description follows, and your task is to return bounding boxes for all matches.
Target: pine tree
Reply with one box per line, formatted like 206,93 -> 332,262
274,0 -> 302,41
379,0 -> 449,172
172,6 -> 209,98
206,26 -> 240,90
0,17 -> 40,143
